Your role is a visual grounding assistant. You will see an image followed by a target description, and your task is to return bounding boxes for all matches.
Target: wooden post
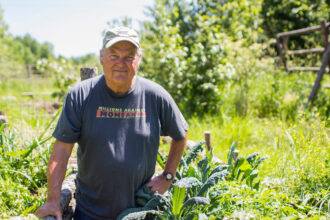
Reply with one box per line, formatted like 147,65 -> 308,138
27,64 -> 32,79
0,110 -> 7,125
320,20 -> 330,72
204,131 -> 211,151
276,36 -> 288,71
80,67 -> 98,81
308,44 -> 330,107
233,150 -> 240,161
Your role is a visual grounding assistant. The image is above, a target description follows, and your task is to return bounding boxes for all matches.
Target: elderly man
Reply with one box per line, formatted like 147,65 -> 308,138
35,26 -> 188,220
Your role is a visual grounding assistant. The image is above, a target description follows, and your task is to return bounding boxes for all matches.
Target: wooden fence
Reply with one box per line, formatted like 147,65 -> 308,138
276,19 -> 330,107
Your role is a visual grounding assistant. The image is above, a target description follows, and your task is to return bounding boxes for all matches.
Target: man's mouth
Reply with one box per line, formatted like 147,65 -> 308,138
113,70 -> 127,73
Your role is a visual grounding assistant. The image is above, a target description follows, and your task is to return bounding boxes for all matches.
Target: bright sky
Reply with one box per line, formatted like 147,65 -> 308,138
1,0 -> 154,57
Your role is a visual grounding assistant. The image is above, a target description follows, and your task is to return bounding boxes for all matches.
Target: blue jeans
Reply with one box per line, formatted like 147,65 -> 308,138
74,207 -> 98,220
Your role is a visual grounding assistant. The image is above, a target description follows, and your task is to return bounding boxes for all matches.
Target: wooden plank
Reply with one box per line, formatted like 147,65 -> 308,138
276,36 -> 288,71
288,67 -> 321,72
287,48 -> 324,55
308,44 -> 330,106
320,20 -> 330,72
321,20 -> 329,49
296,81 -> 330,88
276,22 -> 330,38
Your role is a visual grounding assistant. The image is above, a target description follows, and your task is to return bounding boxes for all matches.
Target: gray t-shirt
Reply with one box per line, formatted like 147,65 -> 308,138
53,75 -> 188,219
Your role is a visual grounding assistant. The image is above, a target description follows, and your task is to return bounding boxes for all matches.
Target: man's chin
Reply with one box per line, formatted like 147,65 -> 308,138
114,76 -> 127,82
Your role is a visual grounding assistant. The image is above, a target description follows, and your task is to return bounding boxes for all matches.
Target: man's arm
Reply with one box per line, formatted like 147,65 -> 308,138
147,131 -> 188,194
35,139 -> 74,220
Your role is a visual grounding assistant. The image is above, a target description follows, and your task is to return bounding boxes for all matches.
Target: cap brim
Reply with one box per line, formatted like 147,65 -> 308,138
104,37 -> 140,49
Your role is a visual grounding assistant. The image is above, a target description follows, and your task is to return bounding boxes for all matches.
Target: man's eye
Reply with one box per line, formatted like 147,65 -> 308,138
109,55 -> 118,59
125,56 -> 134,61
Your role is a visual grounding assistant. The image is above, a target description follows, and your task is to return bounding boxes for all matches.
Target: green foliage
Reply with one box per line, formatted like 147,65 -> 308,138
34,57 -> 80,100
0,110 -> 60,217
141,0 -> 264,116
261,0 -> 330,39
140,0 -> 329,118
135,184 -> 156,207
123,141 -> 268,219
207,180 -> 328,219
183,140 -> 204,166
0,3 -> 7,38
14,34 -> 55,65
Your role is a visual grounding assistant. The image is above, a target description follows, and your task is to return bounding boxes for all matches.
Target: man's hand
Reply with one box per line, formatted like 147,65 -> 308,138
35,200 -> 62,220
34,140 -> 74,220
147,173 -> 172,194
147,132 -> 188,194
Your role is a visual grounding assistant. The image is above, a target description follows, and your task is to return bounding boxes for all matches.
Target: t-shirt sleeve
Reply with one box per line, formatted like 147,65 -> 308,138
159,91 -> 188,141
52,90 -> 82,143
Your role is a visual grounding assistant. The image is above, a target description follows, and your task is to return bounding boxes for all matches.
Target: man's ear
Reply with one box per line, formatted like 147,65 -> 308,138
99,49 -> 104,65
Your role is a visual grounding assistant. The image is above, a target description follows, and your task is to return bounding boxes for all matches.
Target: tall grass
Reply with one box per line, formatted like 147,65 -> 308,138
0,106 -> 61,217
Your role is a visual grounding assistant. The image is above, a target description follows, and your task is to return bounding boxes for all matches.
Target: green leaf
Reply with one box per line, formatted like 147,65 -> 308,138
185,166 -> 198,178
135,185 -> 153,202
209,165 -> 229,177
174,177 -> 202,189
240,168 -> 253,183
22,135 -> 52,158
172,186 -> 186,216
184,141 -> 205,166
155,193 -> 172,211
239,159 -> 252,171
38,107 -> 62,140
181,197 -> 210,217
197,157 -> 210,183
144,196 -> 161,209
231,156 -> 245,180
135,197 -> 148,207
198,170 -> 229,196
4,149 -> 29,157
227,141 -> 236,171
0,123 -> 5,133
197,213 -> 208,220
253,181 -> 260,191
116,208 -> 161,220
255,156 -> 268,168
180,156 -> 189,171
181,197 -> 210,212
246,152 -> 259,164
249,169 -> 259,183
185,212 -> 199,220
157,152 -> 165,169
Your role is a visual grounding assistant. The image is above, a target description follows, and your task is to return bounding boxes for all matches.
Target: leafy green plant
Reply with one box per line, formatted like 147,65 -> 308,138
118,141 -> 269,219
0,109 -> 60,217
226,142 -> 268,190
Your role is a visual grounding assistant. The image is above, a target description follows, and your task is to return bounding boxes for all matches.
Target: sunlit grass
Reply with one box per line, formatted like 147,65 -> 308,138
187,112 -> 329,196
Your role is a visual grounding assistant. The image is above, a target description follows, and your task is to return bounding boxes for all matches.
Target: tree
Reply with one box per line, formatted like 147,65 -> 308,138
0,3 -> 7,38
261,0 -> 330,49
140,0 -> 263,115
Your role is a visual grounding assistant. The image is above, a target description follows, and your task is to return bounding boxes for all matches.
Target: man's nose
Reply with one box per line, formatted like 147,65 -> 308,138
117,57 -> 126,65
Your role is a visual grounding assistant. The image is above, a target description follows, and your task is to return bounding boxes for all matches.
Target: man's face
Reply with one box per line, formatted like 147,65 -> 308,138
100,41 -> 141,91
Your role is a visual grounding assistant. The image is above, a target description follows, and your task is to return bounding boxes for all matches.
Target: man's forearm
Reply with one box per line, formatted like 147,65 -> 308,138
47,140 -> 74,203
164,131 -> 188,175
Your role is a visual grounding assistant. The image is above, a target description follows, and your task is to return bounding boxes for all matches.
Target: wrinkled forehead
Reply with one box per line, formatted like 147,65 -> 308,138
108,41 -> 138,54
